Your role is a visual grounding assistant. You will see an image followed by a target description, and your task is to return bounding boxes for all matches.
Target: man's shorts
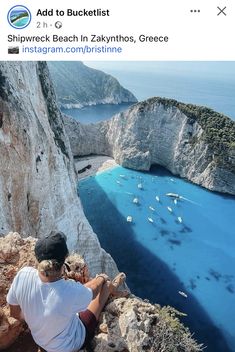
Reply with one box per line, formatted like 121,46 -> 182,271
79,309 -> 98,348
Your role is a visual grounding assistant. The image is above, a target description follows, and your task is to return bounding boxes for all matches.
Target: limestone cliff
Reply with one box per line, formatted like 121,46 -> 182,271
48,61 -> 137,108
64,98 -> 235,195
0,233 -> 202,352
0,61 -> 118,277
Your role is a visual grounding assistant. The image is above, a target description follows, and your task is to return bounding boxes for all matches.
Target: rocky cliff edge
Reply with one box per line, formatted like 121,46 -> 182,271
0,233 -> 203,352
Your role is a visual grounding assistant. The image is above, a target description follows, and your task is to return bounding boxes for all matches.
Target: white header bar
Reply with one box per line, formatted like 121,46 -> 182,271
0,0 -> 234,60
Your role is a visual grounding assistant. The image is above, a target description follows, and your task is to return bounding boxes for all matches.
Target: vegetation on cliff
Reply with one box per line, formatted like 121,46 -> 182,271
138,97 -> 235,172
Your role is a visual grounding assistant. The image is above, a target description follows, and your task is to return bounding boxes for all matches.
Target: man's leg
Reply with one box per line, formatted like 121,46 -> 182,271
87,281 -> 110,320
87,272 -> 128,320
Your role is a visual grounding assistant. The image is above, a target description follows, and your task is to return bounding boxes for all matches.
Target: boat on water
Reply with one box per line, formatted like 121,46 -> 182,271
119,174 -> 127,179
155,196 -> 160,202
166,193 -> 180,198
149,206 -> 155,211
137,183 -> 143,189
178,291 -> 187,298
126,216 -> 133,223
174,199 -> 178,205
116,180 -> 121,185
148,217 -> 154,223
177,216 -> 183,223
167,206 -> 173,213
133,197 -> 139,204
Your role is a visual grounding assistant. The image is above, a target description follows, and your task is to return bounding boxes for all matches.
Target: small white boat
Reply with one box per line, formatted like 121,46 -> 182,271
178,291 -> 188,298
116,180 -> 121,185
155,196 -> 160,202
177,216 -> 183,223
166,193 -> 180,198
133,197 -> 139,204
174,199 -> 178,205
119,174 -> 127,179
167,206 -> 173,213
126,216 -> 133,223
148,217 -> 154,223
137,183 -> 143,189
149,206 -> 155,211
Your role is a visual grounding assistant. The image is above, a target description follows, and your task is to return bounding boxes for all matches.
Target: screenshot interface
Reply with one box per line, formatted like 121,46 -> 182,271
0,1 -> 234,352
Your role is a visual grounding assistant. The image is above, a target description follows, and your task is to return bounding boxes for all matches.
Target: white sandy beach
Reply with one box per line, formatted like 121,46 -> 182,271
75,155 -> 117,180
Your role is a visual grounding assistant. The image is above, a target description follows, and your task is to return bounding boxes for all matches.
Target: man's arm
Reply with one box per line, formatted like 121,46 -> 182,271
9,304 -> 24,321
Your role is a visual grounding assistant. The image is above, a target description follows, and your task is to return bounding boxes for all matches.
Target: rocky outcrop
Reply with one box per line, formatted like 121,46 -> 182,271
63,114 -> 109,156
64,97 -> 235,195
0,61 -> 118,277
48,62 -> 137,108
0,233 -> 202,352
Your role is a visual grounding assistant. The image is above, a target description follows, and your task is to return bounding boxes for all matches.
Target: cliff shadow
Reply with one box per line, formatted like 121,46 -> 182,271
78,176 -> 232,352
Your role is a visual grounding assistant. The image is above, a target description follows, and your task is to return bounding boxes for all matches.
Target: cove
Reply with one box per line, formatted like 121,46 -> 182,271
78,165 -> 235,351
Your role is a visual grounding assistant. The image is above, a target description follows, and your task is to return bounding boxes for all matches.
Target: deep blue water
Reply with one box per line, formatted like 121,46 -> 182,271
85,62 -> 235,121
63,63 -> 235,123
79,166 -> 235,351
61,102 -> 133,124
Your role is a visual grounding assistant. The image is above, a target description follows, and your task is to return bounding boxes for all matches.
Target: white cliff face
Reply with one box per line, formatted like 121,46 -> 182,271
47,61 -> 137,108
62,114 -> 109,156
0,62 -> 118,277
65,99 -> 235,195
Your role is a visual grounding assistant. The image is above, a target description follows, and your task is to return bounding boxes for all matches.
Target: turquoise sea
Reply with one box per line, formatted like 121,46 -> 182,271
13,17 -> 28,27
74,63 -> 235,351
79,166 -> 235,351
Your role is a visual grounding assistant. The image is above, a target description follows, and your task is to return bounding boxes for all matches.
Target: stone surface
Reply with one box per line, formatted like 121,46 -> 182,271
0,61 -> 118,278
48,61 -> 137,108
64,98 -> 235,195
0,233 -> 36,349
1,233 -> 202,352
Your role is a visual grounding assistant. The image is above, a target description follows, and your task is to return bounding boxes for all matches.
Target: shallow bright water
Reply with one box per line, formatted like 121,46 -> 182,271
79,165 -> 235,352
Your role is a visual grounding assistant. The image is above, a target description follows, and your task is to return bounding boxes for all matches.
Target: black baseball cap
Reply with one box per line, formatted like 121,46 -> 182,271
35,231 -> 69,264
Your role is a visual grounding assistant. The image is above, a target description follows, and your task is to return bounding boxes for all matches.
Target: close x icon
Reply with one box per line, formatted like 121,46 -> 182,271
217,6 -> 227,16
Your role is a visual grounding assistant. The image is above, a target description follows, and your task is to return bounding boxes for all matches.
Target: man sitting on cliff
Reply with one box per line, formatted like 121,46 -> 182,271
6,231 -> 128,352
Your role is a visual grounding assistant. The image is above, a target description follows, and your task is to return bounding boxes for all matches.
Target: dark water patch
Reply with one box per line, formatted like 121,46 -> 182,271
189,279 -> 197,290
179,225 -> 192,233
223,275 -> 234,284
160,229 -> 170,236
226,285 -> 234,294
209,269 -> 222,281
168,239 -> 182,246
79,177 -> 232,352
160,217 -> 167,224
